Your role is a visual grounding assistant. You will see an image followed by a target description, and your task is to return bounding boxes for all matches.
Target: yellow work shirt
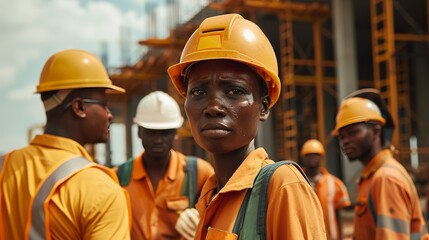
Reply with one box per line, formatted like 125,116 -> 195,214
121,150 -> 214,240
354,149 -> 427,240
0,134 -> 131,240
195,148 -> 327,239
314,168 -> 351,240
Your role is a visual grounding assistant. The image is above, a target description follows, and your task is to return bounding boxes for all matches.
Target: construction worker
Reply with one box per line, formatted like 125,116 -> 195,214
333,90 -> 427,239
168,13 -> 326,239
301,139 -> 351,240
116,91 -> 214,240
0,49 -> 131,239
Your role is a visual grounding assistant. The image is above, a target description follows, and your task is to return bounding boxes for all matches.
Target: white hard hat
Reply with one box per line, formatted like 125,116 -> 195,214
134,91 -> 184,129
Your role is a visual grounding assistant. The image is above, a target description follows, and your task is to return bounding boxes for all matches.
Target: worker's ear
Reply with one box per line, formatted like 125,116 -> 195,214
259,95 -> 270,121
71,98 -> 86,118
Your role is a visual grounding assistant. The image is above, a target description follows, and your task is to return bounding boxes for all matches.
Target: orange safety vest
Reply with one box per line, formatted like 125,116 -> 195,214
0,154 -> 109,240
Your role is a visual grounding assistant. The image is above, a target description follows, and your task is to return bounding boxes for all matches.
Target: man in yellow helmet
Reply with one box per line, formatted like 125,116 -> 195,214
0,49 -> 131,239
168,13 -> 326,239
116,91 -> 214,240
301,139 -> 351,240
334,89 -> 427,239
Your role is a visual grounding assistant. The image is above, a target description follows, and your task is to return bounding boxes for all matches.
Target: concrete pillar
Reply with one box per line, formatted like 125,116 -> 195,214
332,0 -> 360,202
414,44 -> 429,147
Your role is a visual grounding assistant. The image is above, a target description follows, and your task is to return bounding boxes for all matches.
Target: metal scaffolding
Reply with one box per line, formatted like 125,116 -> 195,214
370,0 -> 429,159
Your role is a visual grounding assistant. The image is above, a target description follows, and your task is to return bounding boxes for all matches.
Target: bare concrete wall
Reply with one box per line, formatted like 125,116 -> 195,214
413,44 -> 429,151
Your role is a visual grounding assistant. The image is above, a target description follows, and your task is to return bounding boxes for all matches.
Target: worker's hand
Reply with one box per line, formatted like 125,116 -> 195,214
175,208 -> 200,240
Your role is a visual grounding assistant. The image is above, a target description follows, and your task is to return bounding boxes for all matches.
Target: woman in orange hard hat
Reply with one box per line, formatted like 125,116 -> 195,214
334,93 -> 427,239
168,13 -> 326,239
0,49 -> 131,239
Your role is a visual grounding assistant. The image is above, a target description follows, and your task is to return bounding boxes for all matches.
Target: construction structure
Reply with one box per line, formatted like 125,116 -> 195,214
107,0 -> 429,196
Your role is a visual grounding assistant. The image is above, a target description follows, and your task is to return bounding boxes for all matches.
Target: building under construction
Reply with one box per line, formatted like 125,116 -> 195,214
106,0 -> 429,199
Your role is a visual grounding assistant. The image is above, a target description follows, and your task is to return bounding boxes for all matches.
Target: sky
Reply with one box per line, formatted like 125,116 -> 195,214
0,0 -> 207,164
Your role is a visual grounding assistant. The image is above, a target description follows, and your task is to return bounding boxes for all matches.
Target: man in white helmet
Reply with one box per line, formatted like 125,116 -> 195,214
116,91 -> 214,240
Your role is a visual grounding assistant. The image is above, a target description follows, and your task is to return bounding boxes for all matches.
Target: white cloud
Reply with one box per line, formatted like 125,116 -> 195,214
0,0 -> 146,154
0,0 -> 146,89
0,66 -> 16,87
7,84 -> 37,101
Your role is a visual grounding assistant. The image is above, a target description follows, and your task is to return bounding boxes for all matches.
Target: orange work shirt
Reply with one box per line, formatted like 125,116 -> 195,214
195,148 -> 327,240
121,150 -> 214,240
313,168 -> 351,240
354,149 -> 427,240
0,134 -> 131,240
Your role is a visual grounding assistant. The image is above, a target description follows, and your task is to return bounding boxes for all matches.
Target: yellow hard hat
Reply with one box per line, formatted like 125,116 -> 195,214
333,97 -> 386,135
36,49 -> 125,93
301,139 -> 325,157
167,13 -> 280,108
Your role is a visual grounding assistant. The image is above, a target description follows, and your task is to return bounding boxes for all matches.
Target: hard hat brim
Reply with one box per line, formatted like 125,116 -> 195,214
36,79 -> 125,93
133,118 -> 184,130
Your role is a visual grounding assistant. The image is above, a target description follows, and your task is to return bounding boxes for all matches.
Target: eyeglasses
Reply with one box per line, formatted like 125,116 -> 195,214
63,98 -> 110,113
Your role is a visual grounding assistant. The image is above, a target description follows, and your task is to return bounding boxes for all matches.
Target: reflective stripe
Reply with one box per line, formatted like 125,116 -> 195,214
377,214 -> 409,234
327,175 -> 337,239
411,232 -> 421,240
29,157 -> 91,240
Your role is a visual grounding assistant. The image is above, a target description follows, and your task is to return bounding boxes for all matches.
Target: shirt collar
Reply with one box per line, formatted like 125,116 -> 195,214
359,149 -> 392,181
320,167 -> 329,175
132,150 -> 179,181
219,147 -> 272,193
31,134 -> 94,161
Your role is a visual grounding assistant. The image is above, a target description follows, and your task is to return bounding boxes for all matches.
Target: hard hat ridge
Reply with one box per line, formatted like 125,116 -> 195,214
168,13 -> 281,109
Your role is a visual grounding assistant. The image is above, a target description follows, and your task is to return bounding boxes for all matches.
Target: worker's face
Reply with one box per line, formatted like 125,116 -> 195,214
338,123 -> 375,161
302,153 -> 322,169
138,127 -> 176,159
78,89 -> 112,144
184,59 -> 269,154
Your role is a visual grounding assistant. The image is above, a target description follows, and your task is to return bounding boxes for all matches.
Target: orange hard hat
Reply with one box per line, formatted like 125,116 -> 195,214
333,97 -> 386,135
344,88 -> 395,147
37,49 -> 125,93
301,139 -> 325,157
167,13 -> 280,108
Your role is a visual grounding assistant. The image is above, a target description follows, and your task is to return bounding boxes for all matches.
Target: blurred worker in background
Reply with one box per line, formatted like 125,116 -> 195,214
0,49 -> 131,239
301,139 -> 351,240
333,89 -> 427,239
116,91 -> 214,240
168,13 -> 326,239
